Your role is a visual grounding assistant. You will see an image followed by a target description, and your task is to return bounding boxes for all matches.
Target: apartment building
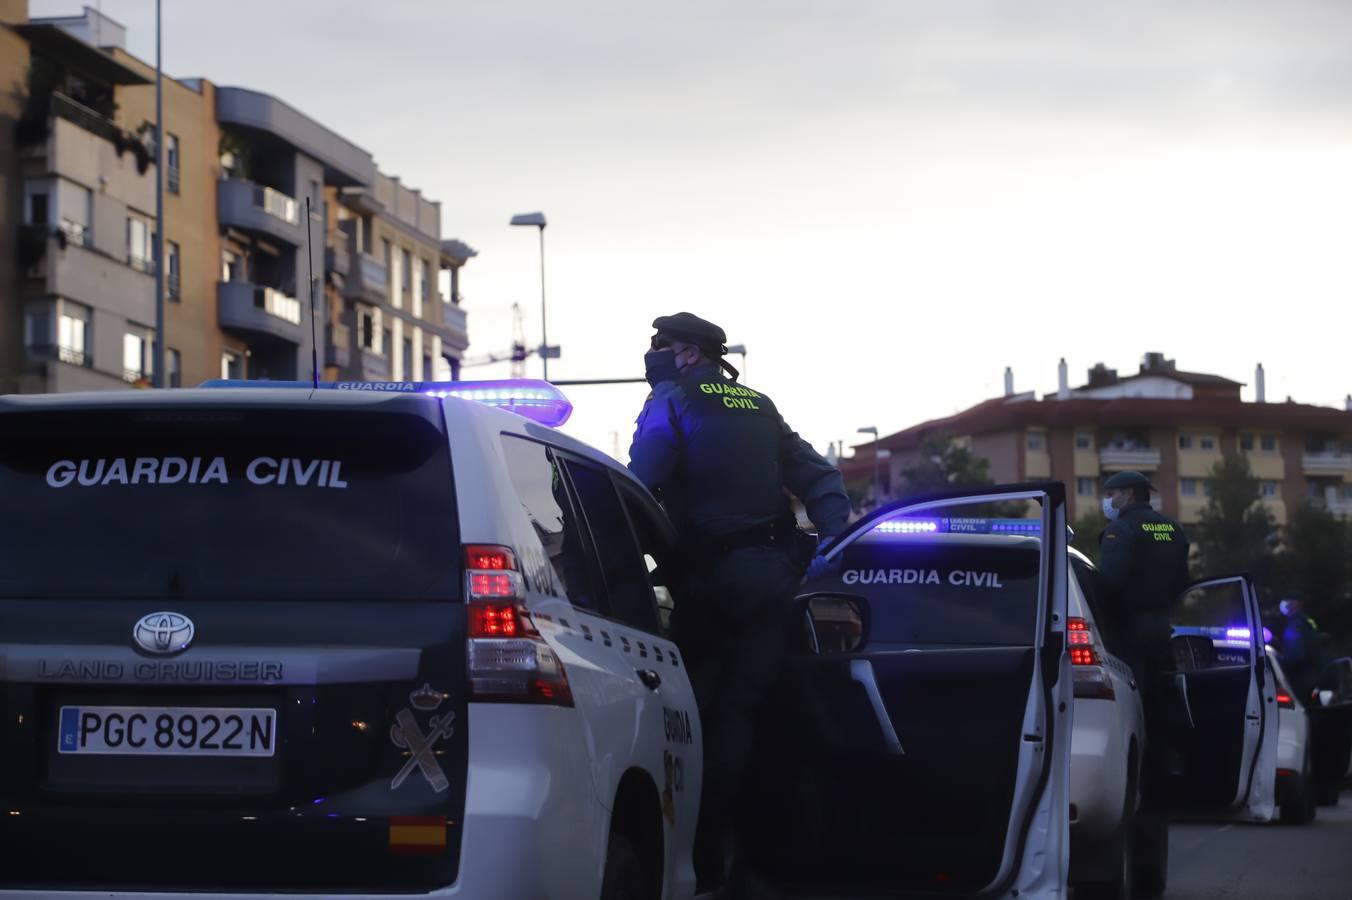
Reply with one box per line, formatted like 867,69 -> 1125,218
849,353 -> 1352,524
2,3 -> 473,392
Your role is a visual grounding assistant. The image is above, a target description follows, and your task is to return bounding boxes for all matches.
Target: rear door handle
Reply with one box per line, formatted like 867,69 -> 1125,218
637,669 -> 662,691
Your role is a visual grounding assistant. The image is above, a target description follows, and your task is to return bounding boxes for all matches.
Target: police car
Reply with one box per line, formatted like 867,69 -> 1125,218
0,379 -> 701,899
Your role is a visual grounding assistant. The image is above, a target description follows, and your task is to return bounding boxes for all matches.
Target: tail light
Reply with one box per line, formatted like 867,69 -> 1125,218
1068,617 -> 1116,701
1276,691 -> 1295,710
464,545 -> 573,707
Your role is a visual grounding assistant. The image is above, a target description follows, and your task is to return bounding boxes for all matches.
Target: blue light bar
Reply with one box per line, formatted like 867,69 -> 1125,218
873,517 -> 1041,536
199,378 -> 573,427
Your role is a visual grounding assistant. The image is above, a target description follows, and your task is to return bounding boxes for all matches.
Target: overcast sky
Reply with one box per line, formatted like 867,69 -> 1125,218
35,0 -> 1352,459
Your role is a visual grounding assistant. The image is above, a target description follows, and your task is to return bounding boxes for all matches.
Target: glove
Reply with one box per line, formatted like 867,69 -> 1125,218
803,540 -> 843,581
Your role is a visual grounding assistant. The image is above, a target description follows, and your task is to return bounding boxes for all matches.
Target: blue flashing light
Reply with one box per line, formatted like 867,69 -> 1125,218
872,517 -> 1041,536
1225,627 -> 1252,641
199,378 -> 573,427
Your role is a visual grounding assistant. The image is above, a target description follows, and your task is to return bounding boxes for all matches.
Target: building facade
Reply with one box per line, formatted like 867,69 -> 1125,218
2,3 -> 473,394
850,353 -> 1352,524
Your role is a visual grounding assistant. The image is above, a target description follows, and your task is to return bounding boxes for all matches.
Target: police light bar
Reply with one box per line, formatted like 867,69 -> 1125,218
873,517 -> 1042,535
199,378 -> 573,427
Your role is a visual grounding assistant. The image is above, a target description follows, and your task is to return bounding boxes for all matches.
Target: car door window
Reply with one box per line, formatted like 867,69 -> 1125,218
616,480 -> 681,637
499,435 -> 599,610
562,459 -> 661,634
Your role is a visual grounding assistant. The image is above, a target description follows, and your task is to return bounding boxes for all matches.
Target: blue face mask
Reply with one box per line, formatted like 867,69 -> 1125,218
1102,497 -> 1120,521
644,350 -> 680,387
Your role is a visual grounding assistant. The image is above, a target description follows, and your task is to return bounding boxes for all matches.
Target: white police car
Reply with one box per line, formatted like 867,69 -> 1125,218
0,379 -> 701,899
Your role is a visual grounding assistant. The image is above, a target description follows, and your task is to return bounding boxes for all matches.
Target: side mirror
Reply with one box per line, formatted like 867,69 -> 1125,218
798,593 -> 869,655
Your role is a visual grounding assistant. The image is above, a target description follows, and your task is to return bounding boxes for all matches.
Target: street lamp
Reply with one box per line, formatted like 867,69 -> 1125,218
858,426 -> 881,506
725,343 -> 747,380
510,212 -> 551,381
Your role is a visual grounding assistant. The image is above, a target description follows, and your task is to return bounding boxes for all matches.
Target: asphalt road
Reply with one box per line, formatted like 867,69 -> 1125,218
1164,795 -> 1352,900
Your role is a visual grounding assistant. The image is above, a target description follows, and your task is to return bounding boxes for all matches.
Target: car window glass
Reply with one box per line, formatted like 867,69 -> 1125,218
563,460 -> 660,633
618,485 -> 679,636
499,435 -> 599,610
1171,580 -> 1252,669
1071,558 -> 1120,652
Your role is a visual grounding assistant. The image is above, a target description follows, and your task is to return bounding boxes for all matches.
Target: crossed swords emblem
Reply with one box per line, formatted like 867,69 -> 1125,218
390,708 -> 457,792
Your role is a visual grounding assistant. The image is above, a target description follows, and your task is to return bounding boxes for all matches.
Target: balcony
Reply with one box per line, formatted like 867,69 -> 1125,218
218,281 -> 304,345
442,302 -> 468,351
327,321 -> 352,370
38,234 -> 155,325
357,348 -> 390,381
342,239 -> 388,305
1099,447 -> 1162,471
1302,453 -> 1352,477
218,179 -> 303,247
216,88 -> 375,187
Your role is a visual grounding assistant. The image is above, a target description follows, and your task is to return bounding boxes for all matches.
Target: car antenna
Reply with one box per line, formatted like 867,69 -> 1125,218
305,195 -> 320,390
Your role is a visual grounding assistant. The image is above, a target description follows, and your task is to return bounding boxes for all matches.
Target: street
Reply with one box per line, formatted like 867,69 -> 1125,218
1164,797 -> 1352,899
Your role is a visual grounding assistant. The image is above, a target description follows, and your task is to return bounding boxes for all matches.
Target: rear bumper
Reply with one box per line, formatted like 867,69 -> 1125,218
1069,698 -> 1132,845
0,705 -> 608,899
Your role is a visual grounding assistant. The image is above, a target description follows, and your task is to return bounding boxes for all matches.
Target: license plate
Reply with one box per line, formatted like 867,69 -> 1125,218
57,706 -> 277,757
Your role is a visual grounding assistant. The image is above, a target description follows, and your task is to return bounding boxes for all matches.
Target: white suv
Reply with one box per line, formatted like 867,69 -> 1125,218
0,379 -> 701,900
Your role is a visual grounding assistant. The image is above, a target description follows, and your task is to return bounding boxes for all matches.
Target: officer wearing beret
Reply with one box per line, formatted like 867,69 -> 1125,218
629,312 -> 849,892
1099,471 -> 1190,815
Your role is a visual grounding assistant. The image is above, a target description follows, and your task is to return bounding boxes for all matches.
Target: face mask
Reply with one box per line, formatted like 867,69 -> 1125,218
1102,497 -> 1120,521
644,349 -> 680,386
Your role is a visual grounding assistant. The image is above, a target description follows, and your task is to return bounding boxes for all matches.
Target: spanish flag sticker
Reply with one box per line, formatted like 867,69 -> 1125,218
390,816 -> 448,855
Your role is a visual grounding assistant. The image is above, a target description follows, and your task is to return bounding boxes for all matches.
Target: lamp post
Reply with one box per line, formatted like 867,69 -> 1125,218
858,426 -> 881,506
509,212 -> 550,381
152,0 -> 165,387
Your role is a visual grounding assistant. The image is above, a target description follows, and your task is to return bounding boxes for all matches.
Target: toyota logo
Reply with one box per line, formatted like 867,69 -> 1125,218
132,612 -> 195,655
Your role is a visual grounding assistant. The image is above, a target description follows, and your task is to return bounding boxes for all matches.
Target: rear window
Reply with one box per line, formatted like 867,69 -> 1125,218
838,538 -> 1041,646
0,404 -> 458,601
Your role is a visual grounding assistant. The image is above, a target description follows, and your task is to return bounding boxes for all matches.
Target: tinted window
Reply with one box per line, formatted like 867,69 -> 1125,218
0,404 -> 458,601
564,460 -> 660,633
618,482 -> 680,636
838,539 -> 1041,645
499,436 -> 597,609
1071,557 -> 1121,652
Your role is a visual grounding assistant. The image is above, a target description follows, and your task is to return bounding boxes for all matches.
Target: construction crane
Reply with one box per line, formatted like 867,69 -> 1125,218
460,303 -> 531,377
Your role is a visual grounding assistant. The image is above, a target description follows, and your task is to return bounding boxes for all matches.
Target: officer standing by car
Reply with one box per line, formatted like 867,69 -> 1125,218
1279,591 -> 1324,704
628,312 -> 850,894
1099,471 -> 1191,815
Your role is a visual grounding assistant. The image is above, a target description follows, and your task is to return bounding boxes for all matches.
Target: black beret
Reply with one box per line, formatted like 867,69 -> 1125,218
1103,471 -> 1154,491
652,312 -> 726,350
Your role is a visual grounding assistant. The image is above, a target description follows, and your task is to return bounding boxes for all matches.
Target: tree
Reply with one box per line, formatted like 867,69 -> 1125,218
898,435 -> 999,497
896,435 -> 1027,517
1275,501 -> 1352,642
1193,452 -> 1277,581
1071,513 -> 1107,566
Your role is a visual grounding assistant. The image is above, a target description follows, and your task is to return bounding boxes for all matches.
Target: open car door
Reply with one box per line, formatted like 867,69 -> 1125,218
741,484 -> 1071,899
1163,575 -> 1277,822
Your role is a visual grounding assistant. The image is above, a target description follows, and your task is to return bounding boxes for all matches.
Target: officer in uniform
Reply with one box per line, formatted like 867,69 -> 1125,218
628,312 -> 850,893
1098,470 -> 1190,814
1279,592 -> 1324,704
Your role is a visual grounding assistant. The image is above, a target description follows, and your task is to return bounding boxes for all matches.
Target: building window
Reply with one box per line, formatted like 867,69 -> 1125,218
1181,478 -> 1197,496
1202,480 -> 1214,497
1261,435 -> 1278,453
1199,435 -> 1216,451
1026,431 -> 1045,451
1076,477 -> 1097,497
123,330 -> 152,383
166,133 -> 180,194
412,257 -> 425,318
1178,434 -> 1193,450
402,249 -> 412,296
384,327 -> 392,359
168,348 -> 182,388
1261,481 -> 1278,499
423,354 -> 432,379
57,304 -> 91,366
53,180 -> 92,247
403,338 -> 413,381
222,249 -> 242,282
127,217 -> 153,272
1239,434 -> 1254,451
1075,432 -> 1093,450
23,308 -> 52,357
221,350 -> 243,380
168,241 -> 181,301
27,191 -> 49,226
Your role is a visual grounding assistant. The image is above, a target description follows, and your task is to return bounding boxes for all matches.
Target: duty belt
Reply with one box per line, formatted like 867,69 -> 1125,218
694,519 -> 801,557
